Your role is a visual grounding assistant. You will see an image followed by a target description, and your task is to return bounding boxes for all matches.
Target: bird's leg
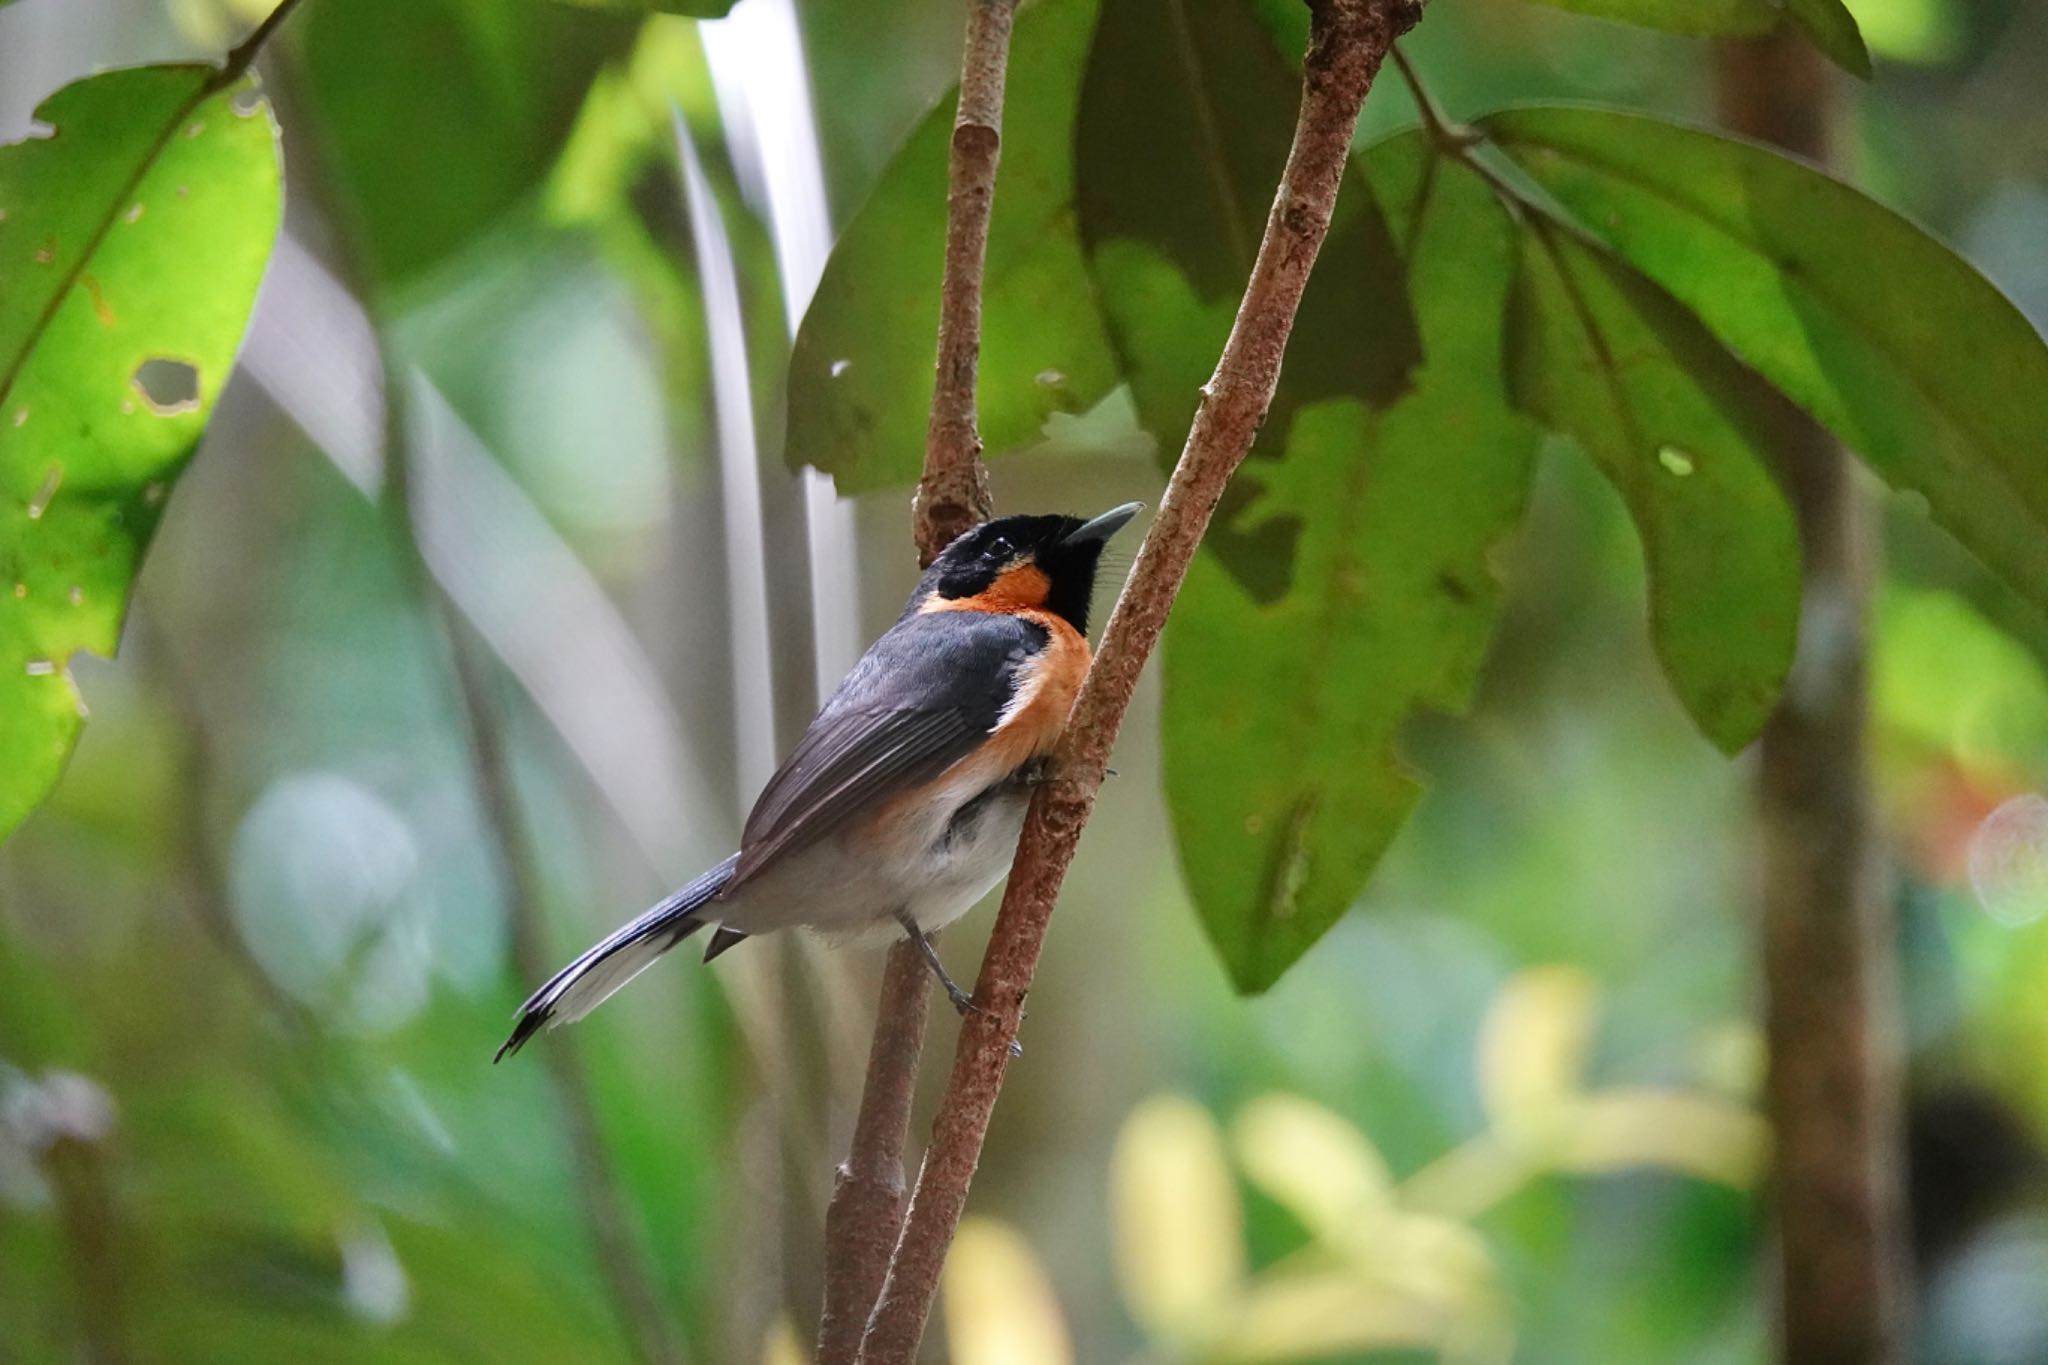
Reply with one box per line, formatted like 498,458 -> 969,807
897,911 -> 976,1015
894,911 -> 1024,1057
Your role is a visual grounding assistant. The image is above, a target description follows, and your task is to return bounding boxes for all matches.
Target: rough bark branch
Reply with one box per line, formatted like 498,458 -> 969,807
815,943 -> 934,1363
1715,33 -> 1909,1365
909,0 -> 1017,566
819,3 -> 1016,1359
854,2 -> 1418,1359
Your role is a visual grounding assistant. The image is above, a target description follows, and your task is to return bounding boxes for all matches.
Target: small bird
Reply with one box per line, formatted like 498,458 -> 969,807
497,503 -> 1142,1060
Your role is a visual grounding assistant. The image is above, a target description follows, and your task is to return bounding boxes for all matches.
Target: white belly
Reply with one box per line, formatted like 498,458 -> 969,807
711,773 -> 1031,940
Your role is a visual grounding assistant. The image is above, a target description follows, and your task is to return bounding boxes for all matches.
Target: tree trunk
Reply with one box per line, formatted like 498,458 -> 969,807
1716,32 -> 1911,1365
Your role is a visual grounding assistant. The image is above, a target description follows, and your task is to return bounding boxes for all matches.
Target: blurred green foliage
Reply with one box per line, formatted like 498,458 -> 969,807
2,0 -> 2047,1360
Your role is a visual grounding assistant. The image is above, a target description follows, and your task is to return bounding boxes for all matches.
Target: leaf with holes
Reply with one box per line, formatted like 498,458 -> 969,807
0,65 -> 282,841
1507,225 -> 1802,751
1076,0 -> 1418,600
786,0 -> 1117,494
1164,144 -> 1537,992
1484,106 -> 2048,627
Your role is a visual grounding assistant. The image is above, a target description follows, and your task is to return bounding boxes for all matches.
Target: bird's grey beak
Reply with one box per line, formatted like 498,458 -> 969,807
1062,502 -> 1143,546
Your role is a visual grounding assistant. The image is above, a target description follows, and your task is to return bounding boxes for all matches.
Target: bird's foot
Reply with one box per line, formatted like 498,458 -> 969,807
897,914 -> 1024,1058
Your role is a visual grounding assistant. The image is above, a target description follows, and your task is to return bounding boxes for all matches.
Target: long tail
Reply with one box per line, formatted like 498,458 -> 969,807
496,854 -> 739,1061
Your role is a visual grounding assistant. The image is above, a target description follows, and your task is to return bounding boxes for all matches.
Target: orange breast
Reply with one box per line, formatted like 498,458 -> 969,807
978,609 -> 1090,773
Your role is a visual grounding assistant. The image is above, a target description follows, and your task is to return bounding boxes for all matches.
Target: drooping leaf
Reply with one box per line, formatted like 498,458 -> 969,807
1484,106 -> 2048,625
1076,0 -> 1418,599
0,66 -> 283,841
1782,0 -> 1873,77
298,0 -> 630,292
786,0 -> 1117,493
1507,224 -> 1802,751
1513,0 -> 1777,38
1163,144 -> 1537,992
556,0 -> 737,16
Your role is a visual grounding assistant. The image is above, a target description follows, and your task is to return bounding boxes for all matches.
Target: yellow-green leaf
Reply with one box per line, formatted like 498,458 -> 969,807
0,65 -> 283,841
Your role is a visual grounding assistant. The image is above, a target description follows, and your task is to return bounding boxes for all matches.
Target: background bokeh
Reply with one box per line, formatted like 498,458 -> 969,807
3,0 -> 2047,1360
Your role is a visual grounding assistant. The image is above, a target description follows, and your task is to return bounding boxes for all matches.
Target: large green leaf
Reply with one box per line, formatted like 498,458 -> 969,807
1506,226 -> 1802,751
1484,106 -> 2048,624
1514,0 -> 1776,37
1164,143 -> 1538,993
1076,0 -> 1418,599
299,0 -> 629,292
0,66 -> 283,841
1513,0 -> 1868,74
786,0 -> 1117,493
557,0 -> 737,15
1782,0 -> 1872,78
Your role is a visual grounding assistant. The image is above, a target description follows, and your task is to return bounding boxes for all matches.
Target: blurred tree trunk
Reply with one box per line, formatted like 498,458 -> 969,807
1715,33 -> 1911,1365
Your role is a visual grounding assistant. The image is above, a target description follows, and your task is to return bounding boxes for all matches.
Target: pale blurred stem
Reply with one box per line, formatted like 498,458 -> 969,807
820,3 -> 1015,1358
137,621 -> 320,1037
854,2 -> 1419,1359
1714,34 -> 1909,1365
44,1136 -> 133,1365
376,380 -> 689,1365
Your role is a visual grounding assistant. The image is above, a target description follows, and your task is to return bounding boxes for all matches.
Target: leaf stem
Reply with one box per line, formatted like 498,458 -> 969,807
212,0 -> 310,92
852,1 -> 1421,1358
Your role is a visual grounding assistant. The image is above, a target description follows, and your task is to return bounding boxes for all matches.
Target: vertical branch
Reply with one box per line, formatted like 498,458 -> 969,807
910,0 -> 1017,566
821,4 -> 1015,1359
856,2 -> 1419,1360
1715,33 -> 1909,1365
815,944 -> 934,1363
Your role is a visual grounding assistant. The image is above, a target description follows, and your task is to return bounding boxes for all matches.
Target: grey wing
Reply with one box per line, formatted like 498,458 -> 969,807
730,611 -> 1046,886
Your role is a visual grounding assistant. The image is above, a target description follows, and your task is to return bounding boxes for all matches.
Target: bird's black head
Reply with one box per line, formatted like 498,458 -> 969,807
913,503 -> 1142,633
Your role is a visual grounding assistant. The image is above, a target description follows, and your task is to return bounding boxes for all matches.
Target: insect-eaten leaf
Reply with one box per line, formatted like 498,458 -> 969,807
1486,106 -> 2048,630
1164,147 -> 1536,993
1076,0 -> 1418,601
786,0 -> 1117,494
1507,227 -> 1802,753
0,65 -> 282,842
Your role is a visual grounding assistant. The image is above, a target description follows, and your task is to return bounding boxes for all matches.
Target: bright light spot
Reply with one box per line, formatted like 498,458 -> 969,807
829,358 -> 852,378
1657,446 -> 1696,477
1968,794 -> 2048,926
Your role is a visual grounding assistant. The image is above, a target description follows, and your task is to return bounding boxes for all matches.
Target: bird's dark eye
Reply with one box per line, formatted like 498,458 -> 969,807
984,535 -> 1013,560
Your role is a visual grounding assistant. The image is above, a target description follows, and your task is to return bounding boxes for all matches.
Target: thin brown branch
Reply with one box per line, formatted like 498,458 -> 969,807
815,944 -> 933,1363
822,1 -> 1017,1355
1715,33 -> 1909,1365
910,0 -> 1017,565
855,2 -> 1420,1359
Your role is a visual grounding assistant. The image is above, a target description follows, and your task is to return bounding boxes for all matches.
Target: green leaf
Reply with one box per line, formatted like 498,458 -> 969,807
1484,106 -> 2048,629
1164,143 -> 1538,993
1076,0 -> 1418,599
0,66 -> 283,841
1513,0 -> 1777,38
1783,0 -> 1873,77
786,0 -> 1117,494
298,0 -> 629,292
1506,225 -> 1802,751
556,0 -> 738,15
